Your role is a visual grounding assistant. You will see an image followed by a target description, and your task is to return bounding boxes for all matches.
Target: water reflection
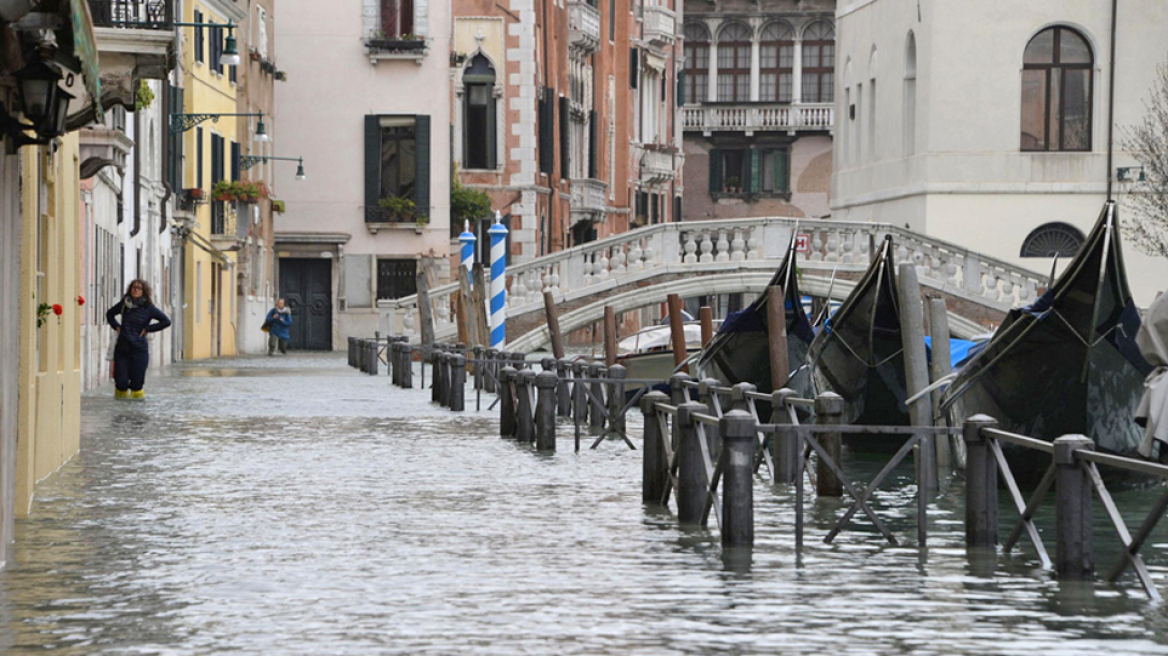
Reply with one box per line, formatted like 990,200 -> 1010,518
0,353 -> 1163,655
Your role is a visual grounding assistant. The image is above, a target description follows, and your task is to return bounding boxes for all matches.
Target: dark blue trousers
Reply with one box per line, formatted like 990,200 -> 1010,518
114,347 -> 150,392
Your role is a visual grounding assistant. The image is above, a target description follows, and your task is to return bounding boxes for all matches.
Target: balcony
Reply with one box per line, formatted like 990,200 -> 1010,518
79,124 -> 134,179
682,103 -> 834,135
570,178 -> 607,225
568,0 -> 601,54
88,0 -> 174,108
636,145 -> 675,184
642,4 -> 676,49
209,202 -> 250,251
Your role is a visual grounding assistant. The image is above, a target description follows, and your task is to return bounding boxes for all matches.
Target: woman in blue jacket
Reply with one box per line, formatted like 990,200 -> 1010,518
265,298 -> 293,355
106,279 -> 171,399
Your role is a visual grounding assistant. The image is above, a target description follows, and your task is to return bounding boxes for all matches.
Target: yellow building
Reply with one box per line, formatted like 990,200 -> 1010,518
179,0 -> 248,360
14,136 -> 85,518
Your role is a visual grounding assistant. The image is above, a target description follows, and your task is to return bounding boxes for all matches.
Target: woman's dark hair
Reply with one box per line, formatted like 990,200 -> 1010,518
125,279 -> 153,306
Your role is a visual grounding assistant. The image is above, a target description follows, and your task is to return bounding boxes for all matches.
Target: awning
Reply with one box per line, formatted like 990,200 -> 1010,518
68,0 -> 102,121
186,230 -> 231,266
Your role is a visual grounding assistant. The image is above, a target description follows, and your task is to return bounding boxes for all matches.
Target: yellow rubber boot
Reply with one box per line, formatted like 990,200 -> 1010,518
115,389 -> 129,400
130,389 -> 145,400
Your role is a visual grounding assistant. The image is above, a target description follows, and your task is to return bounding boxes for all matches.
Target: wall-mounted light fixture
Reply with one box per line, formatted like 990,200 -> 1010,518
174,19 -> 240,68
240,154 -> 306,181
169,112 -> 268,143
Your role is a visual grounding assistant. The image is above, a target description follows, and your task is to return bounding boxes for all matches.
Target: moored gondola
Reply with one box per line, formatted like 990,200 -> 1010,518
696,237 -> 816,401
806,235 -> 910,441
939,202 -> 1154,480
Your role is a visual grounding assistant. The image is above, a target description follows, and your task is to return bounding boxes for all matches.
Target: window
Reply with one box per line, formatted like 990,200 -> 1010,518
210,23 -> 223,74
709,148 -> 790,195
1020,26 -> 1092,151
194,10 -> 204,63
255,5 -> 268,59
210,134 -> 225,234
380,0 -> 414,38
904,32 -> 916,156
1020,223 -> 1085,257
538,88 -> 555,175
196,127 -> 204,189
463,55 -> 497,170
364,115 -> 431,222
717,24 -> 751,102
802,21 -> 835,103
760,22 -> 795,103
683,24 -> 709,104
377,259 -> 417,300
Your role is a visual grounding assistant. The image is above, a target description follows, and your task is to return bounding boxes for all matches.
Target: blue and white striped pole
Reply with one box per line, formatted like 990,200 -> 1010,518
488,211 -> 509,348
459,220 -> 476,284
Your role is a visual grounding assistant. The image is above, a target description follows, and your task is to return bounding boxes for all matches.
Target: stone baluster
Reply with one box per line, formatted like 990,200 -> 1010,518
583,252 -> 594,285
840,230 -> 855,263
809,231 -> 824,261
730,228 -> 746,262
983,269 -> 999,301
549,262 -> 562,294
512,270 -> 527,305
683,231 -> 699,264
746,226 -> 762,260
824,230 -> 840,262
857,231 -> 871,262
628,238 -> 644,272
612,243 -> 627,276
436,297 -> 450,326
403,307 -> 416,336
1000,275 -> 1015,305
715,229 -> 731,263
944,253 -> 959,287
699,231 -> 715,263
597,248 -> 611,281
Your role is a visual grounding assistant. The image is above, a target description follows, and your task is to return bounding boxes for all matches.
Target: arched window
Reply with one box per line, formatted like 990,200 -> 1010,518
1020,26 -> 1092,151
801,21 -> 835,103
463,55 -> 497,169
1020,222 -> 1086,257
717,23 -> 751,102
760,22 -> 795,103
683,24 -> 709,104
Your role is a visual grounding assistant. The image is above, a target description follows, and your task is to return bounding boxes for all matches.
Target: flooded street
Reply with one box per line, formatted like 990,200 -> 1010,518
0,353 -> 1166,655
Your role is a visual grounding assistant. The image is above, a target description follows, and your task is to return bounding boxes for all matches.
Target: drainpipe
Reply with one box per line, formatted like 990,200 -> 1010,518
1106,0 -> 1118,200
131,101 -> 141,237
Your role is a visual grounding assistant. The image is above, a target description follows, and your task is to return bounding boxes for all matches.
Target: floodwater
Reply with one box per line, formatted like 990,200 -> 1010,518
0,353 -> 1166,655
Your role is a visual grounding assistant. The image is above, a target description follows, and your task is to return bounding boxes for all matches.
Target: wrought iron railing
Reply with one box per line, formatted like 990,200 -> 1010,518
88,0 -> 173,29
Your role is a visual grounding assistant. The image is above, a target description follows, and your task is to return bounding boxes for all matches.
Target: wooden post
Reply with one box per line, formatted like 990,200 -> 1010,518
473,263 -> 491,349
767,285 -> 789,390
457,270 -> 474,347
897,263 -> 937,497
814,392 -> 844,497
472,345 -> 484,390
556,358 -> 572,416
698,378 -> 721,456
499,366 -> 517,438
770,388 -> 800,484
535,370 -> 558,451
608,364 -> 627,437
670,372 -> 692,407
515,369 -> 536,443
676,401 -> 709,525
483,348 -> 498,393
721,409 -> 756,547
589,364 -> 606,431
963,415 -> 998,549
401,344 -> 413,389
540,356 -> 556,373
545,290 -> 566,360
431,349 -> 443,404
667,293 -> 689,373
417,269 -> 435,347
700,306 -> 714,346
572,361 -> 587,421
928,297 -> 954,468
348,337 -> 356,367
1055,435 -> 1095,579
450,353 -> 467,412
641,391 -> 671,505
603,306 -> 618,367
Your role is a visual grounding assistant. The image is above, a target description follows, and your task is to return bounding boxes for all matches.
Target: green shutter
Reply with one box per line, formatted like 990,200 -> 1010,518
708,149 -> 722,193
750,150 -> 761,194
364,115 -> 381,221
677,70 -> 685,105
778,148 -> 790,194
414,115 -> 431,220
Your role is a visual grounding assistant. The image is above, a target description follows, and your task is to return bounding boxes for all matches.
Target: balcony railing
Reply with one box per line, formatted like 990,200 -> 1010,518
642,4 -> 676,48
210,202 -> 249,250
568,0 -> 601,53
682,103 -> 835,134
570,178 -> 607,224
88,0 -> 173,29
636,145 -> 675,184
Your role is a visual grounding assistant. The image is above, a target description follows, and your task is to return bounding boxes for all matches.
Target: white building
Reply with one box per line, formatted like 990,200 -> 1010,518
832,0 -> 1168,305
274,0 -> 452,348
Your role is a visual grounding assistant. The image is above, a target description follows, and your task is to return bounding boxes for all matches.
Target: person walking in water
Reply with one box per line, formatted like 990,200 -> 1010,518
266,298 -> 293,355
106,279 -> 171,399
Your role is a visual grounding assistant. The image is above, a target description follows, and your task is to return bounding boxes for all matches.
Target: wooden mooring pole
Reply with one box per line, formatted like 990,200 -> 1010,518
721,409 -> 756,547
515,369 -> 536,443
535,370 -> 558,451
897,263 -> 937,498
771,388 -> 800,484
676,401 -> 709,525
700,306 -> 714,346
928,297 -> 954,468
499,366 -> 517,438
963,415 -> 998,549
545,291 -> 566,360
417,270 -> 436,347
1055,435 -> 1095,579
604,306 -> 618,367
814,392 -> 844,497
667,293 -> 688,373
767,286 -> 789,390
641,391 -> 670,505
449,353 -> 466,412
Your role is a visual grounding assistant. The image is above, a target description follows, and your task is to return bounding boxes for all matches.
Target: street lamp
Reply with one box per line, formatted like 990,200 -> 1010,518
0,58 -> 73,146
169,112 -> 268,142
254,116 -> 269,142
174,20 -> 241,69
240,154 -> 307,181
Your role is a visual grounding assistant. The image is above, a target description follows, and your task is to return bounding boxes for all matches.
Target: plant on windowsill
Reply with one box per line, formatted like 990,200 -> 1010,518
723,176 -> 741,194
213,180 -> 270,203
366,31 -> 426,52
450,173 -> 492,237
378,195 -> 418,223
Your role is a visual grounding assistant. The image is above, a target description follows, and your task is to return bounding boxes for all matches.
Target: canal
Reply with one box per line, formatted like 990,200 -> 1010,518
0,353 -> 1166,654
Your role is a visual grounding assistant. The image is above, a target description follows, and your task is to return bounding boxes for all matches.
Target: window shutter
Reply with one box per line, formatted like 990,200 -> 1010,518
587,110 -> 598,179
778,148 -> 790,193
559,96 -> 570,180
196,127 -> 204,189
538,89 -> 554,175
231,142 -> 240,181
414,114 -> 431,220
750,150 -> 760,194
364,115 -> 381,221
708,149 -> 721,193
168,85 -> 183,192
677,70 -> 685,105
194,11 -> 204,63
630,48 -> 639,88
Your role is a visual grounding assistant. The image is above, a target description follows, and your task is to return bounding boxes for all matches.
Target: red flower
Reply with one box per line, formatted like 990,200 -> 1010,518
77,295 -> 86,306
51,304 -> 63,316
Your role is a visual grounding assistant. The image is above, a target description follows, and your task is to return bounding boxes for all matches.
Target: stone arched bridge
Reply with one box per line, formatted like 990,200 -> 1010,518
377,217 -> 1048,351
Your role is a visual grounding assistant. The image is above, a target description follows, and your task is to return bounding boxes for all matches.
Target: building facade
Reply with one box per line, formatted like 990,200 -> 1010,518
832,0 -> 1168,305
681,0 -> 834,221
275,0 -> 453,348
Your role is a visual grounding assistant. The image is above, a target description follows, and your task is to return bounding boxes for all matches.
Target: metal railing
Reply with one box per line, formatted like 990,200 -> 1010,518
88,0 -> 173,29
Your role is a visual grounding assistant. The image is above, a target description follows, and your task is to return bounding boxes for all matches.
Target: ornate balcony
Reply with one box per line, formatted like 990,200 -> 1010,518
209,202 -> 250,251
570,178 -> 607,225
642,4 -> 675,49
634,145 -> 675,184
568,0 -> 601,54
682,103 -> 835,135
88,0 -> 175,108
